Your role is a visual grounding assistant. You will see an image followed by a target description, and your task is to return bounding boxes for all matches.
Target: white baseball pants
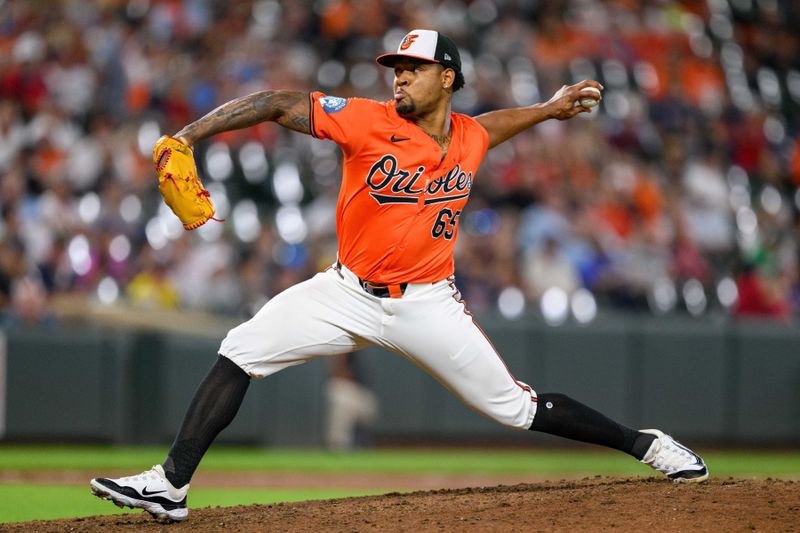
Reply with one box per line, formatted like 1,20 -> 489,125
219,263 -> 537,429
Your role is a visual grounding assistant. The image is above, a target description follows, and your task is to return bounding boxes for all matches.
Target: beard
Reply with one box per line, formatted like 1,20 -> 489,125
396,98 -> 416,116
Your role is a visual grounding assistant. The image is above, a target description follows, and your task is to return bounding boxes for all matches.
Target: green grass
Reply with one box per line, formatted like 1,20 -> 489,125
0,445 -> 798,523
0,445 -> 799,476
0,485 -> 381,524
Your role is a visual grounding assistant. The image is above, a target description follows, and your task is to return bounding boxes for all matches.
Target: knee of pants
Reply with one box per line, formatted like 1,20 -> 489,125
458,382 -> 538,430
217,321 -> 296,378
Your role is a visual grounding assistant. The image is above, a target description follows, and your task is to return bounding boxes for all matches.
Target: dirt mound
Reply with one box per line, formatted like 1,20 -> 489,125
4,477 -> 798,532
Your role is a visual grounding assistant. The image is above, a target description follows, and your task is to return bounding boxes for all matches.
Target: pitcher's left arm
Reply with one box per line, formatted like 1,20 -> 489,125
474,80 -> 603,149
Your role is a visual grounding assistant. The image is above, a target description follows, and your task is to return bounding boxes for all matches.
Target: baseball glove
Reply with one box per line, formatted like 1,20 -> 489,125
153,135 -> 216,230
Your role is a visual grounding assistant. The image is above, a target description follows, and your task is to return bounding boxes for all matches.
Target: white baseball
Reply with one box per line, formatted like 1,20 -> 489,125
577,86 -> 601,108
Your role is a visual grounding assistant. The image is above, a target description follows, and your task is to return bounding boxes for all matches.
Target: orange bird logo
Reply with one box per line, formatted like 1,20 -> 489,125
400,34 -> 419,50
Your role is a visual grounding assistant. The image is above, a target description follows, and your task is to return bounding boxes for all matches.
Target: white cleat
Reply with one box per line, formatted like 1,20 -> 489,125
90,464 -> 189,523
640,429 -> 709,483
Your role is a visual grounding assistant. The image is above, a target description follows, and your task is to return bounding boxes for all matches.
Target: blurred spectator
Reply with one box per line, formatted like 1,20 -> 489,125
521,236 -> 580,300
1,275 -> 57,328
734,262 -> 790,319
325,352 -> 379,452
0,238 -> 25,315
681,149 -> 735,253
127,249 -> 179,310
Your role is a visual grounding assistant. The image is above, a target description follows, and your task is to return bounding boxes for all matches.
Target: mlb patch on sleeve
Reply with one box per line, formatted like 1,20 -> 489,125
319,96 -> 348,114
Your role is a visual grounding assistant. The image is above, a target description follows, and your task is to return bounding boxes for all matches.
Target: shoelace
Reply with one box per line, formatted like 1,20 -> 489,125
649,440 -> 695,472
119,465 -> 162,484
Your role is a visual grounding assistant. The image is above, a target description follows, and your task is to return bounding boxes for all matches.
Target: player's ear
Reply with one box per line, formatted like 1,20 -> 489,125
442,68 -> 456,90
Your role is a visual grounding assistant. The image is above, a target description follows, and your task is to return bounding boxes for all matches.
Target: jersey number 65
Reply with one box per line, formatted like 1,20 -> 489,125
431,208 -> 462,240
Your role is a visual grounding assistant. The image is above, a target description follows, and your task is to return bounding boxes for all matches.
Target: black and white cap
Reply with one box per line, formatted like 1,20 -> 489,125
376,29 -> 462,76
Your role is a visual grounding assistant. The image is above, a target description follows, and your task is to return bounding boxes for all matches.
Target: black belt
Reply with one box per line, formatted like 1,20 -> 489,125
359,279 -> 408,298
336,261 -> 408,298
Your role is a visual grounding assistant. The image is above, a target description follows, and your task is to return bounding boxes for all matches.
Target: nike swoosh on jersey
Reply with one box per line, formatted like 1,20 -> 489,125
390,135 -> 411,142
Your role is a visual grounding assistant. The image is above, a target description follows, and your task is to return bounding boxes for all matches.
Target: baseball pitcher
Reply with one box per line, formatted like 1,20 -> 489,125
91,30 -> 708,523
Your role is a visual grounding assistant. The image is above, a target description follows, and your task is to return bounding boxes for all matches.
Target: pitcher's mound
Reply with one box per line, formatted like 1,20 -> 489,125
6,477 -> 799,532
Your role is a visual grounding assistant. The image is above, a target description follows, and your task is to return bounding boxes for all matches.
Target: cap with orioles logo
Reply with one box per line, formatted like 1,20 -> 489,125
376,29 -> 464,91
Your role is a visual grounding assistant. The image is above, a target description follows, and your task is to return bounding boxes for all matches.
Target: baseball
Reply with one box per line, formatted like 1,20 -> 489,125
578,86 -> 601,108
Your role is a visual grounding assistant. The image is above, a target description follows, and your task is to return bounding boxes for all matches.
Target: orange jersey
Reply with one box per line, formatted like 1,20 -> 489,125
309,92 -> 489,284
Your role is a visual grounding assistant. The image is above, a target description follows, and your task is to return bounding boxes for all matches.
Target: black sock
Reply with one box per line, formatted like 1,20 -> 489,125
529,393 -> 656,460
162,355 -> 250,488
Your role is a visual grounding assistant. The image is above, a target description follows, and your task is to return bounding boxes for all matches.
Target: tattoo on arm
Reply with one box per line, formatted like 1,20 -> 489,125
175,90 -> 311,144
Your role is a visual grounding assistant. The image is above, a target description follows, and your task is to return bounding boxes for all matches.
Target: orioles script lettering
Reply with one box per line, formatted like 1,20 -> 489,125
365,155 -> 473,205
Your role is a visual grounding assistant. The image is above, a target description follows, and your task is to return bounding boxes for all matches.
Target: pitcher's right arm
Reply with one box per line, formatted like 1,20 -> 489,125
175,91 -> 311,145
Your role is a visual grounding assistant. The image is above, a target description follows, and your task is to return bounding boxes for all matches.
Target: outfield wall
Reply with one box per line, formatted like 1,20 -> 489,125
1,315 -> 798,446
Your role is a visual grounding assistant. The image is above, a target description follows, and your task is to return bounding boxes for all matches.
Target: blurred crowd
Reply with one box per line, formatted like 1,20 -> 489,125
1,0 -> 800,328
